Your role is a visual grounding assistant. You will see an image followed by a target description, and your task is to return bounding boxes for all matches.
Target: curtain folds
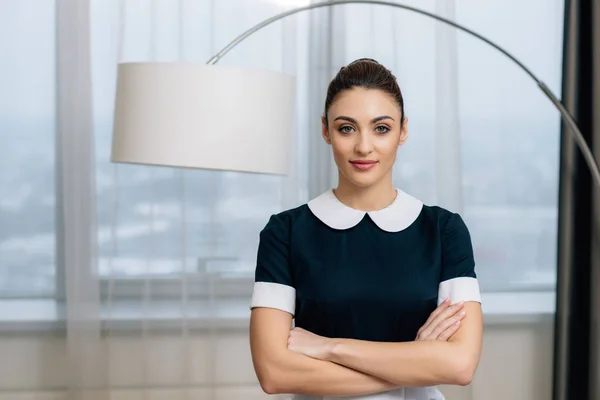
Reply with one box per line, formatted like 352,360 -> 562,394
56,0 -> 108,398
553,0 -> 600,399
59,0 -> 304,398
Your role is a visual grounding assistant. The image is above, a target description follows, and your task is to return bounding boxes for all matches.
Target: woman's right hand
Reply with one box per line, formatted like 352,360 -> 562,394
415,298 -> 466,341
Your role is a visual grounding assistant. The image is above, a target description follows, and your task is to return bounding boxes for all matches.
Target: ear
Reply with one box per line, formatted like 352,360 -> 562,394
398,117 -> 408,146
321,116 -> 331,145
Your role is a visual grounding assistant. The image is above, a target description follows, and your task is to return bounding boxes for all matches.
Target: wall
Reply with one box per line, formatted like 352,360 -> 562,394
0,318 -> 554,400
442,319 -> 554,400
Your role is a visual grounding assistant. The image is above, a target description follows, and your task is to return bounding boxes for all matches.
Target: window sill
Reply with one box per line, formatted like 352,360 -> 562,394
480,291 -> 555,325
0,291 -> 555,334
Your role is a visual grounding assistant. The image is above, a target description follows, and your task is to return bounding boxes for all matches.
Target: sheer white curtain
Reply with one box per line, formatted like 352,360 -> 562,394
57,1 -> 107,398
59,0 -> 307,398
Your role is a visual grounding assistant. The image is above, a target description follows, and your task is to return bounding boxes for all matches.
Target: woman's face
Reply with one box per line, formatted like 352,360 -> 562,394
322,87 -> 407,189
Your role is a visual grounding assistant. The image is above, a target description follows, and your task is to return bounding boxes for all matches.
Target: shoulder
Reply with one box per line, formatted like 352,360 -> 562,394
272,203 -> 310,220
260,203 -> 312,235
419,205 -> 474,272
418,204 -> 470,234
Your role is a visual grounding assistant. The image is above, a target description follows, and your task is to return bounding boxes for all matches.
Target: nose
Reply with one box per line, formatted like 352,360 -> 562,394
354,132 -> 373,156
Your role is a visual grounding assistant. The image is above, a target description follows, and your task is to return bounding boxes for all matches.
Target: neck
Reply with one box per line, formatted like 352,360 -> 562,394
334,173 -> 397,212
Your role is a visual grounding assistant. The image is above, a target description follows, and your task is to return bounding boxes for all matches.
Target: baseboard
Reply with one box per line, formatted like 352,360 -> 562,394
0,392 -> 64,400
0,387 -> 278,400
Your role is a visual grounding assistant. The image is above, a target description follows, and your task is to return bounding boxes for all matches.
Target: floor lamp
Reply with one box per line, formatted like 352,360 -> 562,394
110,0 -> 600,398
111,0 -> 600,186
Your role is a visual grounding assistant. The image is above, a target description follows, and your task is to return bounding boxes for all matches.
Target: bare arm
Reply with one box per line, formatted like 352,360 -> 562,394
250,307 -> 398,396
326,302 -> 483,387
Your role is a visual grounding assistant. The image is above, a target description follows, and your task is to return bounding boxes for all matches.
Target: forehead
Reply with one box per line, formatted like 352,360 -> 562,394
328,87 -> 401,118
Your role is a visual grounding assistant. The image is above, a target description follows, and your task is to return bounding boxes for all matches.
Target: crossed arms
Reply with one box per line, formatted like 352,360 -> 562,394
250,300 -> 482,397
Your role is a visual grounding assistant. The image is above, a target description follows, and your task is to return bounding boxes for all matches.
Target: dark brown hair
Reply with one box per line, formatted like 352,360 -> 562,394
323,58 -> 405,126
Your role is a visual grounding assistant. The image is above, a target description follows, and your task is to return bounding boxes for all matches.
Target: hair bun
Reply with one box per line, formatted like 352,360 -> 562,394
348,58 -> 380,65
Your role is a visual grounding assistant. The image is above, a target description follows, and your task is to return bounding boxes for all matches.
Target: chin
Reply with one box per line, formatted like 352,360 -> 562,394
344,171 -> 382,188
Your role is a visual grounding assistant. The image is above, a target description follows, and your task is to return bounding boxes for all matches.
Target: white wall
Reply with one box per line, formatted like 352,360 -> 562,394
441,319 -> 554,400
0,318 -> 554,400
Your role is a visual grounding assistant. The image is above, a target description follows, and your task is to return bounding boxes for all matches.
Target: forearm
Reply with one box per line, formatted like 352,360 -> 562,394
328,339 -> 477,387
262,348 -> 398,396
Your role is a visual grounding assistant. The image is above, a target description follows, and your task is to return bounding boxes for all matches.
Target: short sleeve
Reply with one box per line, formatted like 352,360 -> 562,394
437,213 -> 481,306
250,214 -> 296,315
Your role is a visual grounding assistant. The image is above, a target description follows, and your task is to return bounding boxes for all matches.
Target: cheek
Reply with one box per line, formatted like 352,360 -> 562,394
331,139 -> 352,161
375,136 -> 400,160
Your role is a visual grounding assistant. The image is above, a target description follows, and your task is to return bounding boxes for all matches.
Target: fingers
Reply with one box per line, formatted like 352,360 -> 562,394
416,300 -> 465,341
436,319 -> 462,341
416,298 -> 450,338
429,297 -> 451,321
420,298 -> 450,331
418,300 -> 462,338
429,301 -> 464,332
429,310 -> 466,340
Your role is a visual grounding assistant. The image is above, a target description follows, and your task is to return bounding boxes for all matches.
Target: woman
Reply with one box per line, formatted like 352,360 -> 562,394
249,58 -> 483,400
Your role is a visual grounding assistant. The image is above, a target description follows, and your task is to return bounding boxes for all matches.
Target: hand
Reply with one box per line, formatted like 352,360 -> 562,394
415,298 -> 466,341
287,327 -> 335,361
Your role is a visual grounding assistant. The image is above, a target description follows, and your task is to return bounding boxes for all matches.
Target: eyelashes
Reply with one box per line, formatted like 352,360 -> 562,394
338,125 -> 391,134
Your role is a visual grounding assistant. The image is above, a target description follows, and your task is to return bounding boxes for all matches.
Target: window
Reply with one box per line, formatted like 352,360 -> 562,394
0,0 -> 564,309
0,1 -> 57,298
456,0 -> 563,292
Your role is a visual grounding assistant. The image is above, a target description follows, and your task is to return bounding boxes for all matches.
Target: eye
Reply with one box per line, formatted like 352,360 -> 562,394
375,125 -> 390,134
339,125 -> 354,133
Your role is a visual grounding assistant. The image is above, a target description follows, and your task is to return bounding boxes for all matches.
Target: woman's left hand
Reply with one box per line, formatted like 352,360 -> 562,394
287,327 -> 334,361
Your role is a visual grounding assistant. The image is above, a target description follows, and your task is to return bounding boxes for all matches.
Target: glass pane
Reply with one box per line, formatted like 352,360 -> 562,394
456,0 -> 563,291
0,1 -> 57,297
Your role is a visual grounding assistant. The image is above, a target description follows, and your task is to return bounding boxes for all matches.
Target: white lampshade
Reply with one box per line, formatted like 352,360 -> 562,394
111,63 -> 295,175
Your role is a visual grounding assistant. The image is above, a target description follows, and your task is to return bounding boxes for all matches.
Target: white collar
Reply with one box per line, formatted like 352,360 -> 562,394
307,188 -> 423,232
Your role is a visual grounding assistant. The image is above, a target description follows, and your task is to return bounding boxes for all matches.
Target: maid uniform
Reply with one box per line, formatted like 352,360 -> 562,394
251,188 -> 482,400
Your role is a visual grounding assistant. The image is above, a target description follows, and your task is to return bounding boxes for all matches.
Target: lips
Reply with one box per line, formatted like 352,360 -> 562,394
350,160 -> 377,171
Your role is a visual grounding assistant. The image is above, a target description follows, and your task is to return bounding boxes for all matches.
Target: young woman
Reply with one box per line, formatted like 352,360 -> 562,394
249,58 -> 483,400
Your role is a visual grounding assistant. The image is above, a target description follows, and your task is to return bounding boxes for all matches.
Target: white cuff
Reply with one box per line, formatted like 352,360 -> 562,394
251,282 -> 296,315
438,277 -> 481,306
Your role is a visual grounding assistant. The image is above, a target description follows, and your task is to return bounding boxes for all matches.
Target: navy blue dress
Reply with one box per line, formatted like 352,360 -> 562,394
251,189 -> 481,400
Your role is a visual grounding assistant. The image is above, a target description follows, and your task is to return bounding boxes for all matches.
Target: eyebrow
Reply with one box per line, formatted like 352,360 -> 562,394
333,115 -> 395,124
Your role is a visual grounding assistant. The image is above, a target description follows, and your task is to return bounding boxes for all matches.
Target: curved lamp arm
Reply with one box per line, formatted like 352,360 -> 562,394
207,0 -> 600,189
